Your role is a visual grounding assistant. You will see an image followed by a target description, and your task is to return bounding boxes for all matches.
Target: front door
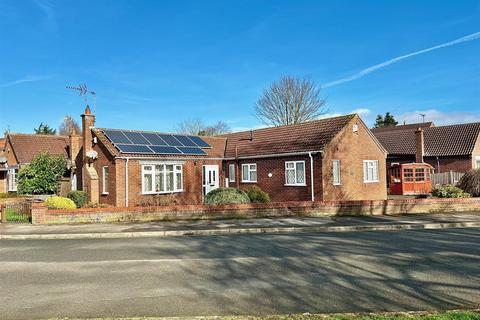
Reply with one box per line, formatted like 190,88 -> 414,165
203,165 -> 219,196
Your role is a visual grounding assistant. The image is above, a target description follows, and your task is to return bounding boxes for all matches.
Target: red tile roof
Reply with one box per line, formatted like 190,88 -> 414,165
371,122 -> 434,133
373,122 -> 480,156
6,134 -> 70,163
222,114 -> 356,158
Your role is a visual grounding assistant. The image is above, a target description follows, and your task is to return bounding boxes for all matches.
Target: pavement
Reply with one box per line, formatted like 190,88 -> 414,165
1,228 -> 479,319
1,212 -> 480,240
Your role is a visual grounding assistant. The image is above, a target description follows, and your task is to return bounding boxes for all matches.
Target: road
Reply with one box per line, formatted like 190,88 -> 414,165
1,228 -> 479,320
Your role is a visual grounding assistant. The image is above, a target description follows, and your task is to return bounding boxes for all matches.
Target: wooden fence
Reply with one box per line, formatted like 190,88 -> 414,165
431,171 -> 464,186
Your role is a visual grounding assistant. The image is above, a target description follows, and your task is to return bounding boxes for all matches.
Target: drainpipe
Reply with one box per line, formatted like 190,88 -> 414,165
125,158 -> 129,207
309,152 -> 315,202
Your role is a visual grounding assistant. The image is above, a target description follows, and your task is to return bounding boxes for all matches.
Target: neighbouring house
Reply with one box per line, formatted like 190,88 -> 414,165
0,138 -> 7,193
76,107 -> 387,206
372,122 -> 480,173
0,132 -> 73,194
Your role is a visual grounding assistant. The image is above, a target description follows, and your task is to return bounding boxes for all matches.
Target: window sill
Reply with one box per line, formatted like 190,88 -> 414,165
333,183 -> 341,186
363,180 -> 379,184
142,190 -> 184,195
285,184 -> 307,187
101,192 -> 109,196
241,181 -> 257,183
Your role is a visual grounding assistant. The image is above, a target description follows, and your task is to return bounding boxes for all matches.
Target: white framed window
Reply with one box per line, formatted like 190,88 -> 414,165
475,156 -> 480,169
285,161 -> 306,186
142,163 -> 183,194
363,160 -> 379,183
102,166 -> 109,194
332,160 -> 341,185
7,168 -> 17,192
228,164 -> 235,182
241,163 -> 257,182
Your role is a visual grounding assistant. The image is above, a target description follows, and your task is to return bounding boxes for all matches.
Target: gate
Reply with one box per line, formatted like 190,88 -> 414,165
1,202 -> 32,223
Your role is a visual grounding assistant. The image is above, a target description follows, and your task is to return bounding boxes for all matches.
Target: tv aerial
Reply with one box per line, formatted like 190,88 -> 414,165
66,83 -> 97,113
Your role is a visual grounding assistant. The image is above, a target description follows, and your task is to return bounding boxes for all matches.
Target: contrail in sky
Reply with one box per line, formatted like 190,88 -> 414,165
323,31 -> 480,88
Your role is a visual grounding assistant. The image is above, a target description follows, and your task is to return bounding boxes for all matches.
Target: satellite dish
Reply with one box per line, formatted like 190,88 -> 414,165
86,150 -> 98,159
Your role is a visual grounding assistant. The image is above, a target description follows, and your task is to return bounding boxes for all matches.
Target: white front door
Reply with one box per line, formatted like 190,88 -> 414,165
203,165 -> 219,196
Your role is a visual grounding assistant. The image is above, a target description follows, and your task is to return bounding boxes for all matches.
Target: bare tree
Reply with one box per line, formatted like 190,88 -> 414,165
255,76 -> 326,126
176,119 -> 231,136
59,116 -> 81,135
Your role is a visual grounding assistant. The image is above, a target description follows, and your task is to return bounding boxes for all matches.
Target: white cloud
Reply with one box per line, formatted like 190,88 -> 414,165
399,109 -> 480,125
352,108 -> 371,117
323,31 -> 480,88
0,75 -> 53,88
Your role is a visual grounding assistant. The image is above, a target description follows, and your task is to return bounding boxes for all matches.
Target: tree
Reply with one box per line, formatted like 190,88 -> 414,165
177,119 -> 231,136
254,75 -> 326,126
34,123 -> 57,135
374,112 -> 398,128
17,152 -> 67,195
59,116 -> 81,135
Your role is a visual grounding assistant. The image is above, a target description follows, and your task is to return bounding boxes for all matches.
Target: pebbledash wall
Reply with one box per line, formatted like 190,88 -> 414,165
30,198 -> 480,225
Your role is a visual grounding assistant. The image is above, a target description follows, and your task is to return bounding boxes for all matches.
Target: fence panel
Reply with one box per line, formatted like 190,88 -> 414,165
1,202 -> 32,223
431,171 -> 464,186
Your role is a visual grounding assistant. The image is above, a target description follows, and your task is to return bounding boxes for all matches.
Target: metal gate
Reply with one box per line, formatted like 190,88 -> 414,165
1,202 -> 32,223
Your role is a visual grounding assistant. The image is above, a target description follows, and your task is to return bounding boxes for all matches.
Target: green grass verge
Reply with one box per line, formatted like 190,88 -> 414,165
49,310 -> 480,320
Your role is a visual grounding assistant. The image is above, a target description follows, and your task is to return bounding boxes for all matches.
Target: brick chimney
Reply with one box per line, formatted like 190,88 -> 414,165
81,105 -> 95,158
69,126 -> 81,164
415,127 -> 424,163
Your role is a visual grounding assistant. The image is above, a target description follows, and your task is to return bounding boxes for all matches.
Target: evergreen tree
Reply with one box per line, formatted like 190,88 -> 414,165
374,112 -> 398,128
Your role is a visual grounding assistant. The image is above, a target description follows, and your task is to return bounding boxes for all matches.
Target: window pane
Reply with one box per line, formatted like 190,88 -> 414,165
155,171 -> 162,192
286,162 -> 294,169
103,167 -> 109,193
144,165 -> 152,171
166,164 -> 174,172
242,165 -> 249,181
143,173 -> 153,192
286,169 -> 295,184
166,171 -> 174,191
229,164 -> 235,182
250,170 -> 257,182
176,172 -> 182,190
296,162 -> 305,183
333,160 -> 340,185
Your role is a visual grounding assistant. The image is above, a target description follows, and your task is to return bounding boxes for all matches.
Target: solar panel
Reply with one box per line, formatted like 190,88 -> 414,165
188,136 -> 211,148
123,132 -> 150,145
177,146 -> 207,155
116,144 -> 154,154
149,145 -> 182,154
158,134 -> 182,146
104,130 -> 132,144
142,133 -> 167,146
175,135 -> 197,147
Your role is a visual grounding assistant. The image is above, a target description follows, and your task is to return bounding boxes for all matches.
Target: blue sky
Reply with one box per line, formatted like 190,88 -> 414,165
0,0 -> 479,134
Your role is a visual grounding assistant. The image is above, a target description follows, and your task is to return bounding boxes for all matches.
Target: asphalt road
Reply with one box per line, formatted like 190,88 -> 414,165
1,228 -> 479,320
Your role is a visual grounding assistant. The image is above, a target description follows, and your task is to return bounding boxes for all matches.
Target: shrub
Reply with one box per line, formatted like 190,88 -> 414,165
246,186 -> 270,203
204,188 -> 250,205
0,192 -> 19,199
17,152 -> 67,195
431,184 -> 471,198
457,169 -> 480,197
67,190 -> 88,208
44,196 -> 76,209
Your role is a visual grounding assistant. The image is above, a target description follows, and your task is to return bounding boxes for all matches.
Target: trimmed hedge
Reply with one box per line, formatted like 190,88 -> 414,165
204,188 -> 250,205
247,186 -> 270,203
67,190 -> 88,208
45,196 -> 77,210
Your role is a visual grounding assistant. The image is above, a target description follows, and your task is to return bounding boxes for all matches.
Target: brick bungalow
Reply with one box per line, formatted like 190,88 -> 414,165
0,133 -> 72,193
77,107 -> 387,206
372,122 -> 480,173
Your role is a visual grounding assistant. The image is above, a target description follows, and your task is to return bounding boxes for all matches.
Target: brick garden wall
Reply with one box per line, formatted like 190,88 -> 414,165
31,198 -> 480,225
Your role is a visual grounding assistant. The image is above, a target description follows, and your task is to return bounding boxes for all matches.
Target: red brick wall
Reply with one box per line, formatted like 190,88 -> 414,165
92,141 -> 117,206
425,156 -> 472,173
224,155 -> 322,202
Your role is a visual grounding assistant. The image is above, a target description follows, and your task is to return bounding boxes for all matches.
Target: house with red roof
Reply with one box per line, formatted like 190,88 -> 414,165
75,107 -> 388,206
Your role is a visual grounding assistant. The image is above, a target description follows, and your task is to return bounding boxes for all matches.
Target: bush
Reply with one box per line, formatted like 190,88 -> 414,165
204,188 -> 250,205
137,194 -> 178,207
17,152 -> 67,195
67,190 -> 88,208
431,184 -> 471,198
0,192 -> 19,199
246,186 -> 270,203
457,169 -> 480,197
44,196 -> 77,209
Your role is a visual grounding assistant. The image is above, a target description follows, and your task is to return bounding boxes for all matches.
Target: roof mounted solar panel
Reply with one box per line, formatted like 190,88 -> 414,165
158,134 -> 182,146
177,146 -> 207,155
149,145 -> 182,154
116,144 -> 154,154
188,136 -> 211,148
104,130 -> 132,144
123,132 -> 150,145
175,135 -> 197,147
142,133 -> 167,146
